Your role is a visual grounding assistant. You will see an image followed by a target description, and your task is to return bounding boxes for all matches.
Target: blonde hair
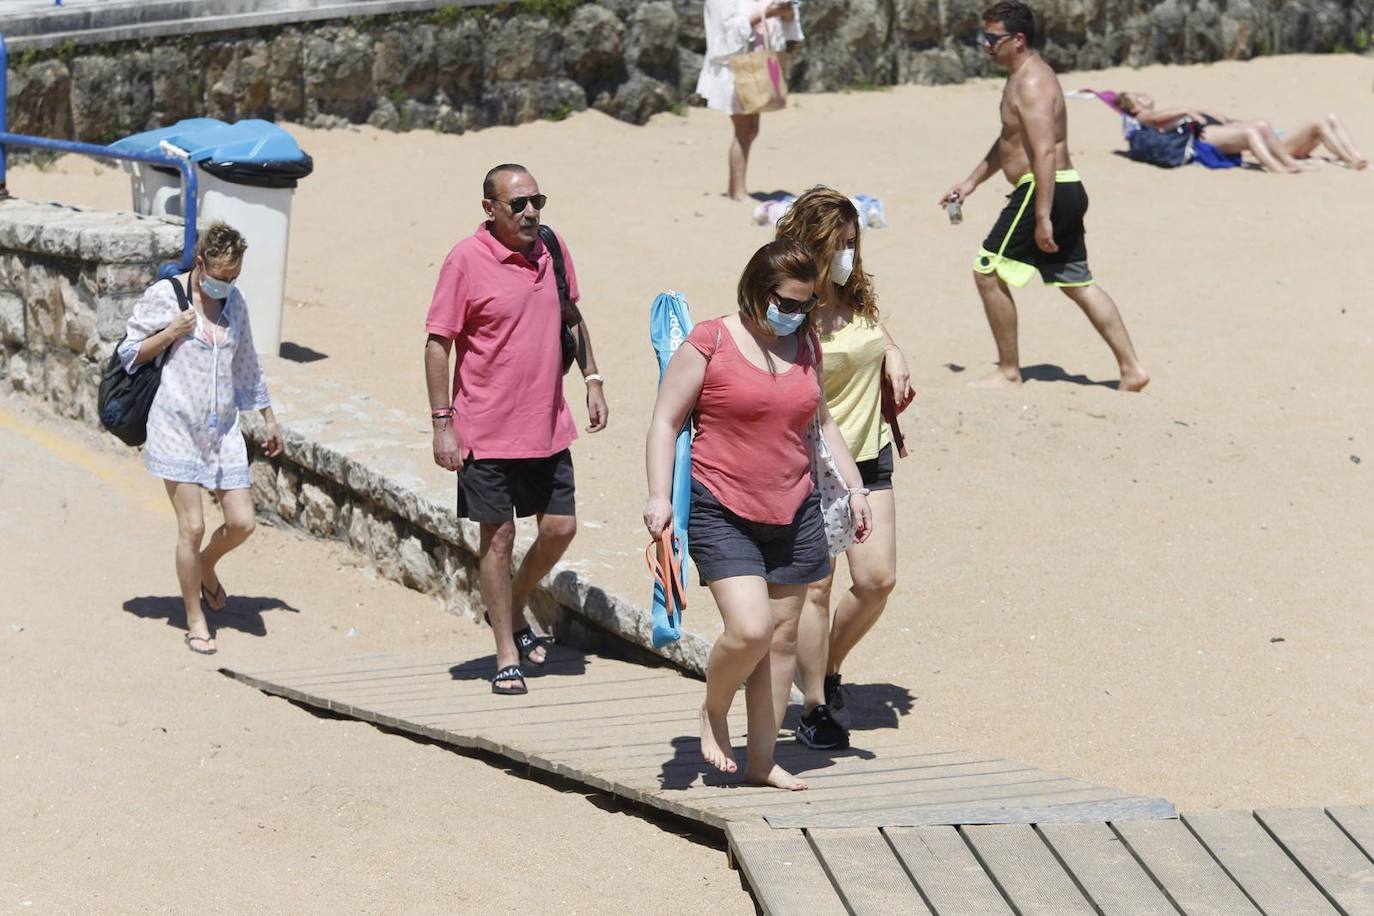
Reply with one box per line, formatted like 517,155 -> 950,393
194,221 -> 248,270
775,186 -> 878,319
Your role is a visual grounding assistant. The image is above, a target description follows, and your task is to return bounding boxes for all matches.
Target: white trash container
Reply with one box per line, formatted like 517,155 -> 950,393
111,119 -> 313,356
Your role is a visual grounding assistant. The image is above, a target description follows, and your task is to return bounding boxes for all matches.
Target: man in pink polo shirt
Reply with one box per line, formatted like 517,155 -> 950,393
424,163 -> 609,696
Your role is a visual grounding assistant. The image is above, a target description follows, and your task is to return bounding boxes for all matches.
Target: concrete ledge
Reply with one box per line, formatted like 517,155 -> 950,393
236,371 -> 713,675
2,0 -> 497,52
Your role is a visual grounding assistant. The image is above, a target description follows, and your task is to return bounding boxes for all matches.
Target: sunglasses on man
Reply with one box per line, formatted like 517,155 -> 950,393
981,30 -> 1015,47
774,294 -> 818,314
494,194 -> 548,214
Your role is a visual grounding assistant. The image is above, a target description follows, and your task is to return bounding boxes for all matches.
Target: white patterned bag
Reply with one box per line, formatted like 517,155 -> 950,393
806,414 -> 859,556
802,334 -> 860,556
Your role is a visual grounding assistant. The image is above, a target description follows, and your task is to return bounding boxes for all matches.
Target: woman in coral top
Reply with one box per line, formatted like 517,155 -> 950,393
775,187 -> 916,750
645,238 -> 872,790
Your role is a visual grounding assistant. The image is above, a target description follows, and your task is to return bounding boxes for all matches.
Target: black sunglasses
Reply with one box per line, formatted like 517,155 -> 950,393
496,194 -> 547,214
981,30 -> 1014,47
774,294 -> 818,315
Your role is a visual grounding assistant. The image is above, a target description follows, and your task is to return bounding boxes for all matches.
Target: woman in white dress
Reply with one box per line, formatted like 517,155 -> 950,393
119,221 -> 283,655
697,0 -> 803,200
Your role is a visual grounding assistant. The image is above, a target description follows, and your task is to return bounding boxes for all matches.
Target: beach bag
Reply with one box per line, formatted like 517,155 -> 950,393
729,27 -> 787,115
537,225 -> 582,374
802,335 -> 859,556
1126,123 -> 1192,168
97,276 -> 190,447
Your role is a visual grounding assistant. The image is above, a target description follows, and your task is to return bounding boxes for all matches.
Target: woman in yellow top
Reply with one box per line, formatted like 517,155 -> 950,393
775,186 -> 916,749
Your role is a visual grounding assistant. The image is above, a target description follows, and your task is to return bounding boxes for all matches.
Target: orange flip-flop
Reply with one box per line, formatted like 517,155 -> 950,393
645,529 -> 687,614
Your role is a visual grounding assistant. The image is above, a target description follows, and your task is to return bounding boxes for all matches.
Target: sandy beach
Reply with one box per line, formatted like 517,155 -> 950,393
6,52 -> 1373,902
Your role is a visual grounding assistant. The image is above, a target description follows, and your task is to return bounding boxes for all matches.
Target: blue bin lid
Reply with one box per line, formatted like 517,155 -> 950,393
110,118 -> 313,188
110,118 -> 309,165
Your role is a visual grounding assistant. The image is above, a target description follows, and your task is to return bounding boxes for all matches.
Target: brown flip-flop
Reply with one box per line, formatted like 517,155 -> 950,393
200,580 -> 227,612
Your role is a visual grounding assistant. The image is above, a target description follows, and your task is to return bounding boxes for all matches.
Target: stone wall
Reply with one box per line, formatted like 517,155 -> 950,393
6,0 -> 1370,142
0,198 -> 711,674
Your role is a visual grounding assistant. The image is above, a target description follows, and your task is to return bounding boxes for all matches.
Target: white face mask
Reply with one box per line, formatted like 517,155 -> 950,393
831,247 -> 855,287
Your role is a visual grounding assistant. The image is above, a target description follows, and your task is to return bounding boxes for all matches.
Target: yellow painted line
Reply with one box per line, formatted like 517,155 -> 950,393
0,404 -> 169,515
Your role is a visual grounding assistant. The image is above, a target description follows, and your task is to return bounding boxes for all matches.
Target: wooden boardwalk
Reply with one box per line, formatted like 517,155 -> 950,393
221,648 -> 1173,832
729,807 -> 1374,915
219,648 -> 1374,913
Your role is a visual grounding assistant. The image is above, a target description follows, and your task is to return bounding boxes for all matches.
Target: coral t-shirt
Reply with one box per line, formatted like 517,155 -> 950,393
687,317 -> 821,525
425,222 -> 578,459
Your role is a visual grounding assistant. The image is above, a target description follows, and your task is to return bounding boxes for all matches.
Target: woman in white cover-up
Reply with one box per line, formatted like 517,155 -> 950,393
697,0 -> 804,199
118,221 -> 283,655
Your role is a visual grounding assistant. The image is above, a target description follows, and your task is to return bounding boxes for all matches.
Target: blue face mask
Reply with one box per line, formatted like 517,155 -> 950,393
199,273 -> 235,300
765,303 -> 806,336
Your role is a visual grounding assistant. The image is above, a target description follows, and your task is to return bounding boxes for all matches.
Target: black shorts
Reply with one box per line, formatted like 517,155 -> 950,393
456,449 -> 575,523
975,170 -> 1093,288
688,478 -> 830,586
856,443 -> 894,492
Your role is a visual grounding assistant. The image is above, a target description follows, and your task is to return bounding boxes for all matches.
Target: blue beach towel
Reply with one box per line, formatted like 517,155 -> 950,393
648,291 -> 695,647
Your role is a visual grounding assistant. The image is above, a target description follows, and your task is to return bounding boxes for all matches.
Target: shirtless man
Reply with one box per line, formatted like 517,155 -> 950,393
940,0 -> 1149,391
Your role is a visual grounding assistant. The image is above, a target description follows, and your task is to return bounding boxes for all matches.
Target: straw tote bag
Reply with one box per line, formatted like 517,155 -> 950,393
729,28 -> 788,114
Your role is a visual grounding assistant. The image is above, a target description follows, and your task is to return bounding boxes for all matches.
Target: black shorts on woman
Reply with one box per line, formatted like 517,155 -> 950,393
688,478 -> 830,586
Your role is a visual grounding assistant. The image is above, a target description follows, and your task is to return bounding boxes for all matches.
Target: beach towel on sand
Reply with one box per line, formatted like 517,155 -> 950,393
648,291 -> 695,647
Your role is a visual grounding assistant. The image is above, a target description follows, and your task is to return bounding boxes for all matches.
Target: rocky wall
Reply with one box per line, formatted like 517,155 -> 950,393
6,0 -> 1371,143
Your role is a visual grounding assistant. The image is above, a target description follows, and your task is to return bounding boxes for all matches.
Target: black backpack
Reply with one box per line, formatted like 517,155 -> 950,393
97,276 -> 191,446
537,225 -> 583,375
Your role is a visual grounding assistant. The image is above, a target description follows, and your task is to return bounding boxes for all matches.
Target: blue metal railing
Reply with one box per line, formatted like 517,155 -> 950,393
0,33 -> 197,279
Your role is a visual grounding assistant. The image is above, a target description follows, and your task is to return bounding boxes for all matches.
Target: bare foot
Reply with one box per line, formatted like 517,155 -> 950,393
969,366 -> 1021,388
699,705 -> 737,773
1119,366 -> 1151,393
744,763 -> 808,791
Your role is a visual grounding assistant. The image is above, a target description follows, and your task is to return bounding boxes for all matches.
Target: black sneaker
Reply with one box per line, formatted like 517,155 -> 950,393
824,673 -> 852,729
796,704 -> 849,749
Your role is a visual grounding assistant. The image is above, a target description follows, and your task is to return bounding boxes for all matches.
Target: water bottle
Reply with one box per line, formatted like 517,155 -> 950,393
946,192 -> 963,225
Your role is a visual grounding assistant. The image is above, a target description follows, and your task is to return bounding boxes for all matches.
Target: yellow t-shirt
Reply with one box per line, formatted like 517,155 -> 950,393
819,314 -> 889,462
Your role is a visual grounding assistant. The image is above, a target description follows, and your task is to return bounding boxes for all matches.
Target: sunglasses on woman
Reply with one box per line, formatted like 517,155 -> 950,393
773,294 -> 818,314
496,194 -> 548,214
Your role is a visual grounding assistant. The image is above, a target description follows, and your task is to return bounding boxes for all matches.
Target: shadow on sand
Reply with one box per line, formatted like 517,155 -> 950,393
1020,363 -> 1119,389
123,593 -> 300,637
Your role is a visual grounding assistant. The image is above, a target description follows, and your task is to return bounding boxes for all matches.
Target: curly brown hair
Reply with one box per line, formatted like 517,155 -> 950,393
194,220 -> 248,270
736,238 -> 818,337
774,186 -> 878,319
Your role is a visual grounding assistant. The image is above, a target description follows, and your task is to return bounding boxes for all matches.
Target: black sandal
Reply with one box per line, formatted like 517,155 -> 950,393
200,580 -> 227,612
513,626 -> 547,667
491,664 -> 527,696
484,612 -> 548,668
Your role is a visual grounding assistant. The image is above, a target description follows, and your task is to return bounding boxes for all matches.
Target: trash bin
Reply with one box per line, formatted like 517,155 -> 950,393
109,119 -> 314,356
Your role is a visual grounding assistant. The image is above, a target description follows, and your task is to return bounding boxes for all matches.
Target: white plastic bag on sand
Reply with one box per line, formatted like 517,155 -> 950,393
753,197 -> 795,225
852,195 -> 887,228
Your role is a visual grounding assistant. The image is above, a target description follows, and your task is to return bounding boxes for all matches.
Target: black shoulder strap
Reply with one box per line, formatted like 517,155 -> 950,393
166,276 -> 191,312
536,225 -> 581,327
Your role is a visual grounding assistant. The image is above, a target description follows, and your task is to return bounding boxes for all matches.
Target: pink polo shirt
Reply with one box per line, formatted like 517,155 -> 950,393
425,222 -> 579,459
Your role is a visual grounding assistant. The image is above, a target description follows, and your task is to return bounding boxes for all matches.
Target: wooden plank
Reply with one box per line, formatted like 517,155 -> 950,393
1256,807 -> 1374,915
767,795 -> 1177,829
692,771 -> 1073,814
962,823 -> 1096,915
710,781 -> 1122,818
885,825 -> 1014,915
1328,806 -> 1374,862
1038,821 -> 1176,915
806,828 -> 931,915
725,820 -> 846,916
1111,818 -> 1259,916
1183,810 -> 1338,915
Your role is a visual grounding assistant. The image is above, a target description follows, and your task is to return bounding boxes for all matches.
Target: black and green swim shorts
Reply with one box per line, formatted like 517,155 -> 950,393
974,169 -> 1094,288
